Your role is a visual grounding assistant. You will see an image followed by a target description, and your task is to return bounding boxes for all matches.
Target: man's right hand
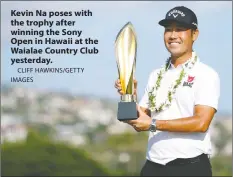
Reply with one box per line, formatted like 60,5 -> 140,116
114,79 -> 137,96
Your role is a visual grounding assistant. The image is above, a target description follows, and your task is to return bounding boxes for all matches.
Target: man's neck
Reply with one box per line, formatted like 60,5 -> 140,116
171,51 -> 193,68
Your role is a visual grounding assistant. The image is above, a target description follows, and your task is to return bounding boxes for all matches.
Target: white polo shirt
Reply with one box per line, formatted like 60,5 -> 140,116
139,54 -> 220,165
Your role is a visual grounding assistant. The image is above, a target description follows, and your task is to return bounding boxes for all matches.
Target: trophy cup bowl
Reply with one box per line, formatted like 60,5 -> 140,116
115,22 -> 138,121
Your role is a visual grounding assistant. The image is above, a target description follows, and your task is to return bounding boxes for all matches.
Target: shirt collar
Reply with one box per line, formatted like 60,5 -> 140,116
167,51 -> 199,70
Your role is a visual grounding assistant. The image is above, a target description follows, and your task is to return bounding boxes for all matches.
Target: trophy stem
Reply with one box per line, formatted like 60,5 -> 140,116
121,94 -> 137,102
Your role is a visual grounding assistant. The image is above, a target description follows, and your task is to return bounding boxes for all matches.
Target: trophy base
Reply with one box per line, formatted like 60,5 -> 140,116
117,101 -> 138,121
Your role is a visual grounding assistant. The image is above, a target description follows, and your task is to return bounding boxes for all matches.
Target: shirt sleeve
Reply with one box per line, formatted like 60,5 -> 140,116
194,71 -> 220,111
139,70 -> 157,109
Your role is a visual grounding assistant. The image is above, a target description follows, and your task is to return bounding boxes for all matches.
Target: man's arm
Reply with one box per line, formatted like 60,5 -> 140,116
128,104 -> 216,133
156,105 -> 216,133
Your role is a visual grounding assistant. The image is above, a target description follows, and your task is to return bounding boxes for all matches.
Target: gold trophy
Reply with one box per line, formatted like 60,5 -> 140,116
115,22 -> 138,121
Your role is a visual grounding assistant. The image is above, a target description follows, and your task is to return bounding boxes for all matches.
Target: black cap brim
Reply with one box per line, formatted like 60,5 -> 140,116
158,19 -> 197,29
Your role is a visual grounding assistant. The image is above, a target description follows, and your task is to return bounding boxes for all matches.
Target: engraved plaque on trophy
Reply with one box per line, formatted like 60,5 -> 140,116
115,22 -> 138,121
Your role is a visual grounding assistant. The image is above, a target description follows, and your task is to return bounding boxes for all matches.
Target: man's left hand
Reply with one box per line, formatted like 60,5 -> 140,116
124,104 -> 152,132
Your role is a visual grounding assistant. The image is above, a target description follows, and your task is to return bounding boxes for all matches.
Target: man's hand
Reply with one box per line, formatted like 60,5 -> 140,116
126,104 -> 152,132
114,79 -> 137,96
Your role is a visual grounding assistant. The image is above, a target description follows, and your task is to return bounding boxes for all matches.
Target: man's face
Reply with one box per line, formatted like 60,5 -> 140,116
164,22 -> 198,57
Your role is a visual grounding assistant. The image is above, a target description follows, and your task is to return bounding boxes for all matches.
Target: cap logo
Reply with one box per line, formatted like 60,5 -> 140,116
168,9 -> 185,18
192,22 -> 197,27
173,14 -> 178,18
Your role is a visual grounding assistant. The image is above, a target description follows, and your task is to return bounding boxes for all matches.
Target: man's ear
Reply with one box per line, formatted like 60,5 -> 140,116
192,29 -> 199,42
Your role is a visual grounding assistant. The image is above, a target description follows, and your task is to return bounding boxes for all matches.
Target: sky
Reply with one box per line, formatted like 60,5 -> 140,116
1,1 -> 232,114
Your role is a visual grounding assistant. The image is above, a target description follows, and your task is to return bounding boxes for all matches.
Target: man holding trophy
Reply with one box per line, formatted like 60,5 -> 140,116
114,6 -> 220,176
